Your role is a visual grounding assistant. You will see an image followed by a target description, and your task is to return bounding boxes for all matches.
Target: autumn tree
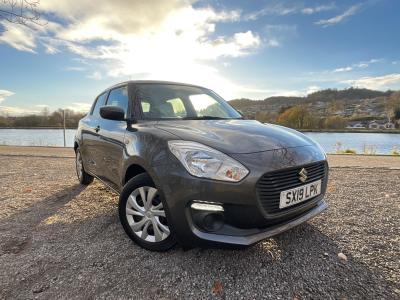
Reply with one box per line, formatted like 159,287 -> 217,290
255,111 -> 278,123
327,100 -> 345,114
276,105 -> 316,129
387,91 -> 400,120
323,116 -> 347,129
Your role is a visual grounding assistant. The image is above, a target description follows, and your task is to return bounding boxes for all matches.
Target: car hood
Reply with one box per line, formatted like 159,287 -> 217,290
155,120 -> 314,154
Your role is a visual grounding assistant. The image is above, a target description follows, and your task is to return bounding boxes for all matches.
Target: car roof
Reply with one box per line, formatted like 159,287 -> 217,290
103,80 -> 208,94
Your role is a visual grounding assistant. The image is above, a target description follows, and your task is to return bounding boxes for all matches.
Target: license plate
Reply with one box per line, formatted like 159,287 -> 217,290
279,180 -> 322,209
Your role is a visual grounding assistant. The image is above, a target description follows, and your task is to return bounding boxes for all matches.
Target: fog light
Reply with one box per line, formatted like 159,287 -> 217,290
203,212 -> 224,232
191,202 -> 224,212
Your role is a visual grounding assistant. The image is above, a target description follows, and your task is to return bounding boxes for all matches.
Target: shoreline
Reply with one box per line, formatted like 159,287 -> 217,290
0,127 -> 77,130
0,145 -> 398,157
1,127 -> 400,134
299,129 -> 400,134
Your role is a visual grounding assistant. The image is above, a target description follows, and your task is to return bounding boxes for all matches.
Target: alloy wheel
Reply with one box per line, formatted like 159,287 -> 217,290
126,186 -> 170,243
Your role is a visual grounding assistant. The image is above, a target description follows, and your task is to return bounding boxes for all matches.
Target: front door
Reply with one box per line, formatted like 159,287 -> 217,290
96,85 -> 130,190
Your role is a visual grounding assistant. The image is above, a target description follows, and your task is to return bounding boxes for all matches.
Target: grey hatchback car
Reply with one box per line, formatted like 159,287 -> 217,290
74,81 -> 328,251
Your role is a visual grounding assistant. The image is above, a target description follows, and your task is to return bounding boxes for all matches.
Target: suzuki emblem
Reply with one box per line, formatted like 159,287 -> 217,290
299,168 -> 308,183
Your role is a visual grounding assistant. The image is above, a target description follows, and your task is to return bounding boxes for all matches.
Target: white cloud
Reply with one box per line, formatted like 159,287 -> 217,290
245,2 -> 335,20
0,102 -> 89,116
66,102 -> 92,112
235,85 -> 324,99
66,66 -> 85,72
0,106 -> 40,116
43,43 -> 60,54
315,4 -> 361,27
333,66 -> 353,73
342,73 -> 400,90
244,3 -> 298,20
355,63 -> 368,68
0,89 -> 14,103
0,90 -> 44,116
306,86 -> 322,95
264,24 -> 297,48
0,21 -> 37,52
266,39 -> 280,47
331,58 -> 383,73
0,1 -> 265,99
301,4 -> 336,15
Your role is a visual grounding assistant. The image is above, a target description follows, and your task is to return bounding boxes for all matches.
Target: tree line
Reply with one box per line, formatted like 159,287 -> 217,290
1,89 -> 400,130
255,91 -> 400,129
230,87 -> 394,109
0,109 -> 86,128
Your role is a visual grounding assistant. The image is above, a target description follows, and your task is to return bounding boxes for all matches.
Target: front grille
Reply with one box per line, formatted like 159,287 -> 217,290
256,161 -> 327,215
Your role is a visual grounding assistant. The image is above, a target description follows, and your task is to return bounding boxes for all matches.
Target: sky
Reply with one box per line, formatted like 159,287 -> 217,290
0,0 -> 400,115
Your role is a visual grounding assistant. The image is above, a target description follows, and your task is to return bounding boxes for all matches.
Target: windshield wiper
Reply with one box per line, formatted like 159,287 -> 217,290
182,116 -> 231,120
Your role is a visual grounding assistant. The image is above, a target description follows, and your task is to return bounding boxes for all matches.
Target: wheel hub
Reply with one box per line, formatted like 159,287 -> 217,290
125,186 -> 170,243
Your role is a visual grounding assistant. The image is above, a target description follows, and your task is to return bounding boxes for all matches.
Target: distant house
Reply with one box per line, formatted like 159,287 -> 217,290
343,107 -> 355,117
346,121 -> 366,129
369,119 -> 395,129
385,122 -> 395,129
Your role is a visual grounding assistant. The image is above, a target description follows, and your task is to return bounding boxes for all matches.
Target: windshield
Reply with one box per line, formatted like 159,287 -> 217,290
136,84 -> 242,120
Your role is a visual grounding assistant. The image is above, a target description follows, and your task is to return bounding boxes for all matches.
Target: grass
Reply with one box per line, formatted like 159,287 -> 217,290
333,141 -> 400,155
343,149 -> 357,154
390,146 -> 400,156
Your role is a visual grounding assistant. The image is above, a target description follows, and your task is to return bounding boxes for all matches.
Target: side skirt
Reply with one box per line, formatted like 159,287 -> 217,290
86,170 -> 121,195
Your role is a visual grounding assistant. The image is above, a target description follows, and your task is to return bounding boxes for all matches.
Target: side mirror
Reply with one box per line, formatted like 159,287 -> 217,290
100,106 -> 125,121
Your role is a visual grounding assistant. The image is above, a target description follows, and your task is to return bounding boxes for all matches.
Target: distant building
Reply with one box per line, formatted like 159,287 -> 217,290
368,119 -> 395,129
346,121 -> 366,129
343,107 -> 355,117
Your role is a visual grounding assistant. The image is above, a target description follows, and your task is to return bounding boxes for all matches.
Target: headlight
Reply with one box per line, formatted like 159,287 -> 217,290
168,140 -> 249,182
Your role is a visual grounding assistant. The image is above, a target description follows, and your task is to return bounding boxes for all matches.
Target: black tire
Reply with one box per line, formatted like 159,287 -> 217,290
119,173 -> 176,251
75,148 -> 94,185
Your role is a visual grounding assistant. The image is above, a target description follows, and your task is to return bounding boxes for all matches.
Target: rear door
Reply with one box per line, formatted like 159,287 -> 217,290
80,91 -> 108,175
96,85 -> 130,189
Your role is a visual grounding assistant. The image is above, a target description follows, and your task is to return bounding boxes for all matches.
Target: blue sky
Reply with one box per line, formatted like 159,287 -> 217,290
0,0 -> 400,115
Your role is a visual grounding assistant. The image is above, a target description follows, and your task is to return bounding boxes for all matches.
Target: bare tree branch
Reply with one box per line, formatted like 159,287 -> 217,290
0,0 -> 45,29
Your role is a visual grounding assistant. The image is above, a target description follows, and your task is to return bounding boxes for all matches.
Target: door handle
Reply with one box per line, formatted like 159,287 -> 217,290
95,125 -> 100,133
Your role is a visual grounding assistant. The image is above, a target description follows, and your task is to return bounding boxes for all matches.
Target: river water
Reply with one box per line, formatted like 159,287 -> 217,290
0,129 -> 399,154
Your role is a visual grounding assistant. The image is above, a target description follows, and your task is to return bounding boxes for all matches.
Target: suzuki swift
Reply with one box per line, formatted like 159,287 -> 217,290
74,81 -> 329,251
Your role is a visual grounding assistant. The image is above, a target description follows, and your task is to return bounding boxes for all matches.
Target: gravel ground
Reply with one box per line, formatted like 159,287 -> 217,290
0,152 -> 399,299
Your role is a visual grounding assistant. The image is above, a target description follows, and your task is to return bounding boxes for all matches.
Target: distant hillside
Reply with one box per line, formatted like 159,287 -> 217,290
229,88 -> 395,121
306,88 -> 391,102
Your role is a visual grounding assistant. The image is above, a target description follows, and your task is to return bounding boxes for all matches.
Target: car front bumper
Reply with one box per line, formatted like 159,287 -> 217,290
190,200 -> 328,245
151,145 -> 328,247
